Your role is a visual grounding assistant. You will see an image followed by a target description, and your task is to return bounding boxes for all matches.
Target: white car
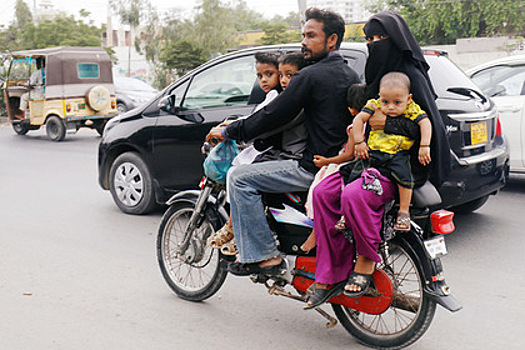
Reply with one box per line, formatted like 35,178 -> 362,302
467,55 -> 525,173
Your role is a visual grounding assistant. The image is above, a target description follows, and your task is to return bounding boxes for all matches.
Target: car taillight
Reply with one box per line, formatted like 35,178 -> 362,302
66,103 -> 72,113
430,210 -> 455,234
111,100 -> 116,109
423,49 -> 441,56
495,115 -> 502,137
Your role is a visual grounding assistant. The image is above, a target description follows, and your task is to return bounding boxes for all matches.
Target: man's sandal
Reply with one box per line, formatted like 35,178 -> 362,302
304,281 -> 345,310
394,212 -> 411,231
228,259 -> 285,276
344,271 -> 374,298
207,224 -> 234,248
220,238 -> 238,256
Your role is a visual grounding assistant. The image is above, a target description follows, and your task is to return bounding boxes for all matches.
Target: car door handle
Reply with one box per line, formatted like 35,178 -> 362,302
498,106 -> 521,113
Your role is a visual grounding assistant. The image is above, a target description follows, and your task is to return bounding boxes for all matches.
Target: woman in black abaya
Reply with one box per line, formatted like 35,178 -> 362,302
363,10 -> 450,186
306,11 -> 451,307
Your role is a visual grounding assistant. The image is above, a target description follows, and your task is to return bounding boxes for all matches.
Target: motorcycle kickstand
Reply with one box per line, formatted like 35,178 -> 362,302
265,282 -> 338,328
313,307 -> 338,328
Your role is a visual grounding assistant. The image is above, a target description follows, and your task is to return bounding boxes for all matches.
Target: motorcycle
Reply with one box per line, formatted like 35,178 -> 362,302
156,142 -> 462,349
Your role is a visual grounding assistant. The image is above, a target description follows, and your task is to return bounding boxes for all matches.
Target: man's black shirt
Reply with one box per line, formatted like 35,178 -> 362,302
225,53 -> 361,174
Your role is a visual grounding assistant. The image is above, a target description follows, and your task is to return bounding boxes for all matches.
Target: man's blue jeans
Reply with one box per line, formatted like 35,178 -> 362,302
228,160 -> 314,263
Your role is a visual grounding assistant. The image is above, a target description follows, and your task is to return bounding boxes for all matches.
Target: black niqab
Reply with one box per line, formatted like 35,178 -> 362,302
364,11 -> 433,99
363,11 -> 450,186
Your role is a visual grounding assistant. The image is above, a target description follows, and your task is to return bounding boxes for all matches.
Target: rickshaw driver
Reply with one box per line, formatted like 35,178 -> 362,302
19,56 -> 45,117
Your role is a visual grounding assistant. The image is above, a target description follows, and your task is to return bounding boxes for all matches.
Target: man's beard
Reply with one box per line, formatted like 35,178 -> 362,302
301,46 -> 330,63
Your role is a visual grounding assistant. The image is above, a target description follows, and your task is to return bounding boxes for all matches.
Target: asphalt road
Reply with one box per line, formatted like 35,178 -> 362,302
1,126 -> 524,350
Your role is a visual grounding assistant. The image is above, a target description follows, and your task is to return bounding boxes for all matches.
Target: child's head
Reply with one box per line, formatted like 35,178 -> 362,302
346,83 -> 367,116
378,72 -> 412,117
278,52 -> 306,90
255,52 -> 280,93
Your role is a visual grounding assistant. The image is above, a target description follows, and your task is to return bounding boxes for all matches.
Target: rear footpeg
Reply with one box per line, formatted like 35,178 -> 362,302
265,282 -> 337,328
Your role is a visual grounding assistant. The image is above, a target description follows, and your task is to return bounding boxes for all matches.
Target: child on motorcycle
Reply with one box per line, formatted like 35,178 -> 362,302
300,83 -> 368,252
350,72 -> 432,232
207,52 -> 307,255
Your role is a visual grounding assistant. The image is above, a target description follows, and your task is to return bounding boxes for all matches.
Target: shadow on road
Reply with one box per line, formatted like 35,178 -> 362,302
502,174 -> 525,194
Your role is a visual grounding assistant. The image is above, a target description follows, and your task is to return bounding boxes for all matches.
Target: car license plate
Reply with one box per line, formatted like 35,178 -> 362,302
470,121 -> 488,145
424,236 -> 448,259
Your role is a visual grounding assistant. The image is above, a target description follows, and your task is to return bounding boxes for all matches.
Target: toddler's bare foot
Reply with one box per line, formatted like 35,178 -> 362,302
301,233 -> 316,252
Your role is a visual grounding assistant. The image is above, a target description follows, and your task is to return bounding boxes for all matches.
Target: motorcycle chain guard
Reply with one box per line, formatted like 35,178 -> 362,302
292,257 -> 394,315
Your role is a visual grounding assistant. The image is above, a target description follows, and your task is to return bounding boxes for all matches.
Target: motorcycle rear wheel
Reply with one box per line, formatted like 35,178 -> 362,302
156,201 -> 227,301
333,242 -> 436,349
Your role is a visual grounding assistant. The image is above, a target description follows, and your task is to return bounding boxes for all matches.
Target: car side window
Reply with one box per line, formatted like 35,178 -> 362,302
142,80 -> 189,117
182,55 -> 256,110
471,65 -> 525,97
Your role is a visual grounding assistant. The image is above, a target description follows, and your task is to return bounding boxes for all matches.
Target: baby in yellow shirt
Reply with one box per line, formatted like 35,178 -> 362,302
352,72 -> 432,230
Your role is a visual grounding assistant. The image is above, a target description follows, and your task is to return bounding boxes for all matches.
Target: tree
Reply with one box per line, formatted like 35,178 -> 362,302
259,22 -> 301,45
14,0 -> 33,28
111,0 -> 149,76
367,0 -> 525,45
159,40 -> 207,76
191,0 -> 239,57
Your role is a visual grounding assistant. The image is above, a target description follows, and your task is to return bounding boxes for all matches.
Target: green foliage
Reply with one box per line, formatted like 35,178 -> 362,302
110,0 -> 144,28
15,0 -> 33,28
159,40 -> 207,76
366,0 -> 525,45
259,22 -> 301,45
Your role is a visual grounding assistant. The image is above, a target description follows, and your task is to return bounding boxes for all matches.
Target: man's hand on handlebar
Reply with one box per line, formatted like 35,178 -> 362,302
205,126 -> 226,145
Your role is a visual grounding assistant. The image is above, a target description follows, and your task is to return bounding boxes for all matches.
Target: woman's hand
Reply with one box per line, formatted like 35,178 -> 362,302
205,126 -> 226,144
354,141 -> 369,159
369,109 -> 386,131
313,155 -> 330,168
418,146 -> 431,165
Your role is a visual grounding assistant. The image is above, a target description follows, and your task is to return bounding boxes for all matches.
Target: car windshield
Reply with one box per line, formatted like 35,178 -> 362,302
115,77 -> 157,92
425,54 -> 481,99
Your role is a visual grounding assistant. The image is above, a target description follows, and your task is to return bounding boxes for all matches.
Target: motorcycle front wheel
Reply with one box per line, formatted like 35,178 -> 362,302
333,242 -> 436,350
156,201 -> 227,301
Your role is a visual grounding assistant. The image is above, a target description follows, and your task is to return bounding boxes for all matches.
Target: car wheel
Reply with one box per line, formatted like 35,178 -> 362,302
117,102 -> 127,114
109,152 -> 157,215
46,116 -> 66,141
450,195 -> 490,214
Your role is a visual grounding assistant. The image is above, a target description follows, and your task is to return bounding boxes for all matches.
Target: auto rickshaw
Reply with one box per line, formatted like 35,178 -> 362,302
2,46 -> 117,141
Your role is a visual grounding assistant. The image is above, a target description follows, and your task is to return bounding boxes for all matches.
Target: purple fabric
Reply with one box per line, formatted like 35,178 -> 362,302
312,169 -> 395,284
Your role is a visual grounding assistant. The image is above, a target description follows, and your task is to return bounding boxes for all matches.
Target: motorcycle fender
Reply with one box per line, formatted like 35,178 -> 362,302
392,232 -> 462,312
166,190 -> 229,223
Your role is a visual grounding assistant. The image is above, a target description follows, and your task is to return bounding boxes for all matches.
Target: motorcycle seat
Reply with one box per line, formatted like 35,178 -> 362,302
412,181 -> 442,208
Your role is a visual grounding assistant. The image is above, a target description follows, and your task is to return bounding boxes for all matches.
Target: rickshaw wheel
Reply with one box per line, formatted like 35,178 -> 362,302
46,116 -> 66,141
94,120 -> 106,136
12,122 -> 29,135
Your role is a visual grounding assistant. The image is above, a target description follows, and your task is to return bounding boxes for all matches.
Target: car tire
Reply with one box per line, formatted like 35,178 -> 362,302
450,195 -> 490,214
117,102 -> 127,114
46,116 -> 66,141
109,152 -> 157,215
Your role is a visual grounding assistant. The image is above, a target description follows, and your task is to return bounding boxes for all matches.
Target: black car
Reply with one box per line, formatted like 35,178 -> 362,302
98,43 -> 509,215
